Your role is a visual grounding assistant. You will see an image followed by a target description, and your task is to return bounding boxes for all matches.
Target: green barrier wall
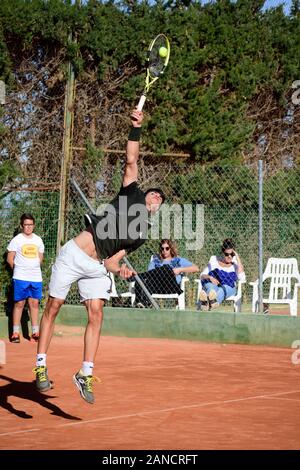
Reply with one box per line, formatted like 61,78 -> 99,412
59,306 -> 300,347
1,306 -> 299,347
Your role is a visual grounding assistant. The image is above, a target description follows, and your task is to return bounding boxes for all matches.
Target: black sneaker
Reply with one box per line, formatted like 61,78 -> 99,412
73,370 -> 100,404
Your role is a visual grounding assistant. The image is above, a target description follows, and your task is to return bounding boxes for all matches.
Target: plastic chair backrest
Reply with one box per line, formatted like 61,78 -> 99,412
264,258 -> 300,300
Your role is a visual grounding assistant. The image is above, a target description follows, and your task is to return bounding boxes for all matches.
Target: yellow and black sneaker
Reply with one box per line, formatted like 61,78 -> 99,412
73,370 -> 100,404
33,366 -> 53,392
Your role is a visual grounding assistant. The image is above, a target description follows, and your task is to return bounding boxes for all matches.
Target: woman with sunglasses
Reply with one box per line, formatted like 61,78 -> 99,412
198,238 -> 245,311
149,239 -> 199,283
134,239 -> 199,308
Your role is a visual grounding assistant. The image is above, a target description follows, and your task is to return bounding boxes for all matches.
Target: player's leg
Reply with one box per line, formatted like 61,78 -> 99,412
73,270 -> 111,404
34,241 -> 79,392
11,279 -> 28,342
83,298 -> 105,363
27,282 -> 42,341
37,297 -> 65,353
11,300 -> 25,342
33,296 -> 65,392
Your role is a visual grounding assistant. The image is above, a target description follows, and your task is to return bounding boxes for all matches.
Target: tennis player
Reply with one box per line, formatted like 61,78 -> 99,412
33,109 -> 165,404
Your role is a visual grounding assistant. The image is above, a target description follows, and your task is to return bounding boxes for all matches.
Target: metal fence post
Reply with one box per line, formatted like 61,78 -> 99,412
258,160 -> 263,314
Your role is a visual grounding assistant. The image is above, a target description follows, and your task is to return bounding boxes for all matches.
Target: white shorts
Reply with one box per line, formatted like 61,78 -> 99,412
49,239 -> 112,301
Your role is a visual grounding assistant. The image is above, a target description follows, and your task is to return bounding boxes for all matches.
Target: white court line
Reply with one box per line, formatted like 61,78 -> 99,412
1,389 -> 299,438
0,428 -> 40,437
263,397 -> 300,402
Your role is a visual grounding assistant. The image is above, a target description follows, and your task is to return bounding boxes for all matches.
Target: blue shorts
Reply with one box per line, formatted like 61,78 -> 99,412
13,279 -> 43,302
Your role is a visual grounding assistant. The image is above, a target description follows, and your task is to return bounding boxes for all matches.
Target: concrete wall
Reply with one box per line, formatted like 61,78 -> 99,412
1,306 -> 299,347
59,306 -> 300,347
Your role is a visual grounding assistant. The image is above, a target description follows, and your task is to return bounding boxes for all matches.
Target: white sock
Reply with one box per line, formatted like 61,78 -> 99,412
13,326 -> 20,334
82,361 -> 94,376
32,325 -> 39,334
36,354 -> 46,367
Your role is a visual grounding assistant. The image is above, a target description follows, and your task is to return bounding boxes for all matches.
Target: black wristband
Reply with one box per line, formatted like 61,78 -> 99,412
128,126 -> 142,141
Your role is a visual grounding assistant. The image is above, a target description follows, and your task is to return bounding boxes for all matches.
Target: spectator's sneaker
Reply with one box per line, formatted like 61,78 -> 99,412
73,370 -> 100,404
31,332 -> 39,342
33,366 -> 53,392
199,291 -> 209,311
263,303 -> 269,314
208,290 -> 219,310
209,301 -> 220,310
10,332 -> 20,343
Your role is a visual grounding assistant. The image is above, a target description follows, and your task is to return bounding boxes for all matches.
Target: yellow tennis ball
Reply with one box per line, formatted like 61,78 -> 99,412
159,46 -> 168,58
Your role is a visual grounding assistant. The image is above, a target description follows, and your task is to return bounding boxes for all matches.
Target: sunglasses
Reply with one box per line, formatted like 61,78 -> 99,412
224,252 -> 234,257
161,246 -> 170,251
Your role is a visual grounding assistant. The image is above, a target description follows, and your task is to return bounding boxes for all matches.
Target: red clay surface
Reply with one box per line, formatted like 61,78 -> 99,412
0,326 -> 300,450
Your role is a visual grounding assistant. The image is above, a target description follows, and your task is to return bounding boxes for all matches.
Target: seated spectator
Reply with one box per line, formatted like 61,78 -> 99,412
198,238 -> 245,311
134,239 -> 199,307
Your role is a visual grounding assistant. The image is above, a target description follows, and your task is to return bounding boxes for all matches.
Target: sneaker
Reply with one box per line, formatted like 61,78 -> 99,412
31,332 -> 39,342
208,290 -> 217,301
33,366 -> 53,392
10,332 -> 20,343
207,290 -> 219,310
198,291 -> 209,311
209,301 -> 220,310
263,303 -> 269,314
73,370 -> 100,404
135,302 -> 146,308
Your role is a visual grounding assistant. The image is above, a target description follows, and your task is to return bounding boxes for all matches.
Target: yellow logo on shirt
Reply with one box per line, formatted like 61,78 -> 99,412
22,244 -> 38,258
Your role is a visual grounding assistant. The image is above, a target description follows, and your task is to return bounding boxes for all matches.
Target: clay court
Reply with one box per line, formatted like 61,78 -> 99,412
0,325 -> 300,450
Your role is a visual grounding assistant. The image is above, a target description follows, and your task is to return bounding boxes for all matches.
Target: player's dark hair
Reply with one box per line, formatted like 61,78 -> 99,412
144,188 -> 166,204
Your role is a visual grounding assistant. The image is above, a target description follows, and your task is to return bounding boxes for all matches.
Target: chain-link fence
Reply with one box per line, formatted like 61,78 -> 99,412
64,157 -> 300,311
0,160 -> 299,314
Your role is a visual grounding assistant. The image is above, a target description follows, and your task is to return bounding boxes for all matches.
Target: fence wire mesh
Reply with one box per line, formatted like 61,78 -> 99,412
65,157 -> 300,310
0,159 -> 299,314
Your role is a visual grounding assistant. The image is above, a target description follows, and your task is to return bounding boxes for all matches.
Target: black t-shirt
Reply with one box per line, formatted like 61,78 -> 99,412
84,182 -> 150,259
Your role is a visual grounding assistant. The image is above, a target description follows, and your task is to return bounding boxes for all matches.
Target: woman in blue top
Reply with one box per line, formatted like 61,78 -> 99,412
134,239 -> 199,308
199,239 -> 245,311
148,239 -> 199,284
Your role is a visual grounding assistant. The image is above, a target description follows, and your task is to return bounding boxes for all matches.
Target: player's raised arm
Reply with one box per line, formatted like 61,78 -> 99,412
123,109 -> 144,188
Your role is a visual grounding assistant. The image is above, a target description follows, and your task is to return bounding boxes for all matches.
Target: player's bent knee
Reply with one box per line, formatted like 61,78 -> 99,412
45,297 -> 65,317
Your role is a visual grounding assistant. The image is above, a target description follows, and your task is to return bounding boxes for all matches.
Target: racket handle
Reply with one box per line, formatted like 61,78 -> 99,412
137,94 -> 146,112
131,94 -> 147,121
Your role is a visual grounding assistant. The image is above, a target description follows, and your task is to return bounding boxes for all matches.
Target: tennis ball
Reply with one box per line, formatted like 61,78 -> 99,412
159,46 -> 168,58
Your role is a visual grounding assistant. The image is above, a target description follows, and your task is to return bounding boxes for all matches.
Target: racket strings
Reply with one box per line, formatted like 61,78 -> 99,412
148,37 -> 169,79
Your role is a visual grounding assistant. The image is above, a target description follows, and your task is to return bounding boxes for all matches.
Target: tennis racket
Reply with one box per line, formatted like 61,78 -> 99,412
135,34 -> 170,114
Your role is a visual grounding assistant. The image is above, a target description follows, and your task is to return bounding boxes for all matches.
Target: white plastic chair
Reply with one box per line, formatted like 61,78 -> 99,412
109,273 -> 189,310
249,257 -> 300,316
195,279 -> 245,313
109,273 -> 135,306
150,276 -> 189,310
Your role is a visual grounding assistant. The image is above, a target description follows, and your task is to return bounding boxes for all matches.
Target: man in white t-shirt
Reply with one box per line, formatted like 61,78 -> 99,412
7,213 -> 44,343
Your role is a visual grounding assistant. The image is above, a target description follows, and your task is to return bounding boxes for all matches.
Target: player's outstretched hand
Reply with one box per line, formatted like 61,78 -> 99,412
131,108 -> 143,127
